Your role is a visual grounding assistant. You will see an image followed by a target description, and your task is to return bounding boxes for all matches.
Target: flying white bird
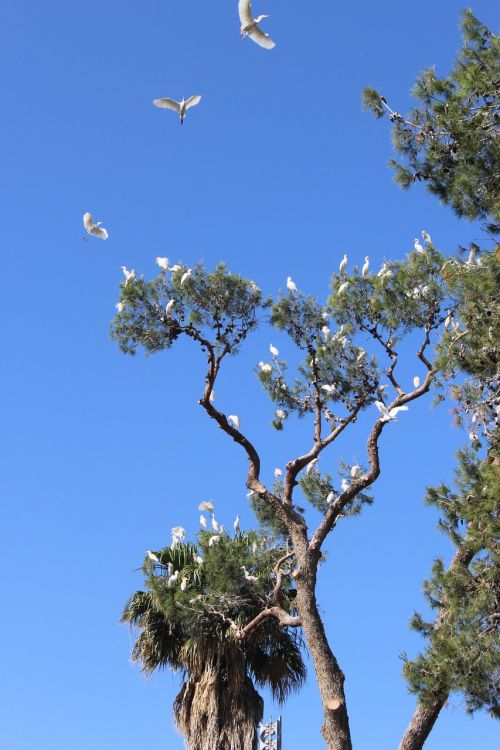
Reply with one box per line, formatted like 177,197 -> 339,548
211,514 -> 220,532
414,238 -> 425,253
241,565 -> 258,582
180,269 -> 192,285
146,550 -> 160,563
238,0 -> 275,49
413,376 -> 420,388
228,414 -> 240,429
374,401 -> 409,422
234,515 -> 240,534
208,534 -> 220,547
286,276 -> 298,293
362,256 -> 370,277
321,384 -> 336,396
156,257 -> 170,271
153,95 -> 202,124
321,325 -> 331,342
274,467 -> 282,479
339,254 -> 348,274
270,344 -> 279,357
258,361 -> 272,373
306,458 -> 319,475
199,500 -> 215,512
180,577 -> 188,592
326,491 -> 335,504
116,302 -> 124,313
351,465 -> 361,478
200,515 -> 208,529
121,266 -> 136,285
83,212 -> 108,240
422,230 -> 432,245
337,282 -> 349,294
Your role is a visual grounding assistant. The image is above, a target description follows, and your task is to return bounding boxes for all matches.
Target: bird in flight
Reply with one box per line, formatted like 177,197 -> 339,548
153,96 -> 202,124
238,0 -> 275,49
374,401 -> 409,422
83,212 -> 108,240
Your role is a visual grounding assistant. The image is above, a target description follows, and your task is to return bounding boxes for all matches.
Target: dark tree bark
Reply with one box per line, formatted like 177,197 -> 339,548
397,699 -> 447,750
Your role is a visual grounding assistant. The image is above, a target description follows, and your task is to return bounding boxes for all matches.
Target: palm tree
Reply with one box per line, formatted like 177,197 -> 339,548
122,533 -> 305,750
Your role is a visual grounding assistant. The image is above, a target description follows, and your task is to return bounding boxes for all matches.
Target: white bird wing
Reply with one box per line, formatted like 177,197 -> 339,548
238,0 -> 253,25
90,225 -> 108,239
153,98 -> 181,112
83,212 -> 93,230
185,95 -> 201,111
249,26 -> 275,49
391,405 -> 409,416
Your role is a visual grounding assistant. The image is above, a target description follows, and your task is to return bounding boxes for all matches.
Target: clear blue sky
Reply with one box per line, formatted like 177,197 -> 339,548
1,2 -> 498,749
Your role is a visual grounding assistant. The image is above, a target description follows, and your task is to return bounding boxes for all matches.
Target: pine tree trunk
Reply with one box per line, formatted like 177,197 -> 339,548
295,582 -> 352,750
397,698 -> 447,750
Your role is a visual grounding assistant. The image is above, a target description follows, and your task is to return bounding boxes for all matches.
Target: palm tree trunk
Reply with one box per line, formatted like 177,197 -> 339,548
397,697 -> 447,750
295,583 -> 352,750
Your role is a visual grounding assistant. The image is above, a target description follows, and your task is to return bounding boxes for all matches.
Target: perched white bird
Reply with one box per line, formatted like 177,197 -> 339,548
168,570 -> 179,587
258,361 -> 272,373
170,264 -> 182,273
172,526 -> 186,540
199,500 -> 215,512
362,256 -> 370,277
146,550 -> 160,563
200,515 -> 208,529
422,230 -> 432,245
326,491 -> 335,504
444,311 -> 452,330
286,276 -> 298,293
195,555 -> 204,565
339,254 -> 348,274
274,467 -> 283,479
276,409 -> 286,420
341,478 -> 349,492
180,577 -> 188,592
156,257 -> 170,271
466,246 -> 479,266
167,562 -> 174,576
83,212 -> 108,240
321,384 -> 336,396
208,534 -> 220,547
211,514 -> 219,532
356,349 -> 366,363
180,269 -> 192,285
121,266 -> 136,285
374,401 -> 409,422
270,344 -> 279,357
321,325 -> 331,342
153,95 -> 202,124
165,299 -> 175,317
241,565 -> 258,582
414,238 -> 425,253
306,457 -> 319,475
351,465 -> 361,478
337,282 -> 349,294
116,302 -> 124,314
252,541 -> 258,554
238,0 -> 275,49
234,515 -> 240,534
413,376 -> 420,388
228,414 -> 240,429
209,389 -> 215,403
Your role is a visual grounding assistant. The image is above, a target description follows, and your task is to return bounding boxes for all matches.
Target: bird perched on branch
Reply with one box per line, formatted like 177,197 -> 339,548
238,0 -> 275,49
153,96 -> 201,124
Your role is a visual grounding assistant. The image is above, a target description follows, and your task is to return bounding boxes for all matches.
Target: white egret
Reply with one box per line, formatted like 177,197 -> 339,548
168,570 -> 179,587
199,500 -> 215,512
337,282 -> 349,294
241,565 -> 258,582
195,555 -> 204,565
180,268 -> 192,285
180,577 -> 188,592
146,550 -> 160,563
172,526 -> 186,540
258,361 -> 272,373
200,515 -> 208,529
341,478 -> 349,492
121,266 -> 136,285
306,457 -> 319,475
326,491 -> 335,504
208,534 -> 220,547
414,238 -> 425,253
228,414 -> 240,429
374,401 -> 409,422
444,312 -> 452,330
321,384 -> 336,396
156,257 -> 169,271
234,515 -> 240,534
153,95 -> 201,124
209,389 -> 215,403
252,541 -> 258,554
339,254 -> 348,274
238,0 -> 275,49
211,514 -> 219,532
270,343 -> 279,357
467,246 -> 479,266
170,264 -> 182,273
413,376 -> 420,388
167,562 -> 174,576
83,212 -> 108,240
116,302 -> 124,313
286,276 -> 298,293
321,325 -> 331,342
422,230 -> 432,245
362,256 -> 370,277
351,465 -> 361,478
165,299 -> 175,317
274,467 -> 282,479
